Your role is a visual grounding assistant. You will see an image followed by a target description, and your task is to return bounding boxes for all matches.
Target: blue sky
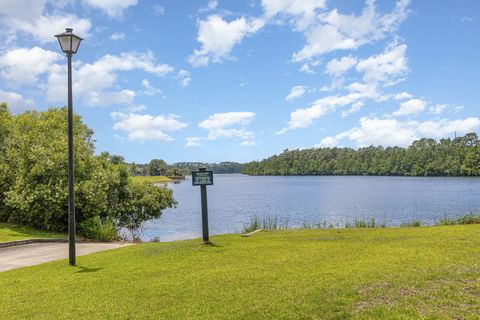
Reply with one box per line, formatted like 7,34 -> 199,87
0,0 -> 479,164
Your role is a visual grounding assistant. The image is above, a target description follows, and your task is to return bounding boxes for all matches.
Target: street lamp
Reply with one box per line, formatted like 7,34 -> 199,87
55,28 -> 83,266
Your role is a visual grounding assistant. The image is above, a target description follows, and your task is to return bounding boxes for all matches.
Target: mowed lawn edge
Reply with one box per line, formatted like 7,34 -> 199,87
130,175 -> 175,184
1,225 -> 479,319
0,223 -> 65,243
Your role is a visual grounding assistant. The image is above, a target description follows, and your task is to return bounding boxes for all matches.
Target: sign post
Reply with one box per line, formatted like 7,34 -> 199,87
192,168 -> 213,243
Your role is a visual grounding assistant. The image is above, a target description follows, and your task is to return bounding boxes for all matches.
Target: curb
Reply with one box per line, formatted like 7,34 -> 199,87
241,229 -> 263,237
0,238 -> 68,248
0,238 -> 134,248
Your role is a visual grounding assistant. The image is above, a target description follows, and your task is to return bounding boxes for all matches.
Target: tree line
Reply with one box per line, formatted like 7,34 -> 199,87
0,104 -> 176,240
243,133 -> 480,176
127,161 -> 244,176
172,162 -> 244,174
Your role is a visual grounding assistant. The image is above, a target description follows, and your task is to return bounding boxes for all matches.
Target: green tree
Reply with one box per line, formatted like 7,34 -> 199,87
148,159 -> 167,176
0,106 -> 176,237
243,133 -> 479,177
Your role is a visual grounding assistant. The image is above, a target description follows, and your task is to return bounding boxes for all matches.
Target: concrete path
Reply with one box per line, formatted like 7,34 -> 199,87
0,242 -> 132,272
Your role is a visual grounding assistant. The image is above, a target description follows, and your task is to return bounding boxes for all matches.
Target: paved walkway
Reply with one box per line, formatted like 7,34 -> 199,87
0,242 -> 132,272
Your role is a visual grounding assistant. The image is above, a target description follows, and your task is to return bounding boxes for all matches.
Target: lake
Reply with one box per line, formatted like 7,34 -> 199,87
142,175 -> 480,241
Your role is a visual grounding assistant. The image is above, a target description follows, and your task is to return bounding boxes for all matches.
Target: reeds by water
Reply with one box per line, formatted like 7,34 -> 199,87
241,213 -> 480,234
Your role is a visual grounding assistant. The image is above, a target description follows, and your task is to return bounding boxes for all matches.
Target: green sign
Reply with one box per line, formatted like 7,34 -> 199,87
192,170 -> 214,186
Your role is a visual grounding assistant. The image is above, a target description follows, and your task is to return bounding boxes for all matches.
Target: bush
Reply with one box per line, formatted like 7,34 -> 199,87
117,182 -> 176,239
78,216 -> 118,241
400,220 -> 422,227
437,214 -> 480,226
0,106 -> 176,237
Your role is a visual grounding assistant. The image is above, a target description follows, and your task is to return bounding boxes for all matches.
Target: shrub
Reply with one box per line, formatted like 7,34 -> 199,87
78,216 -> 118,241
117,182 -> 176,239
0,106 -> 176,237
437,214 -> 480,226
400,220 -> 422,227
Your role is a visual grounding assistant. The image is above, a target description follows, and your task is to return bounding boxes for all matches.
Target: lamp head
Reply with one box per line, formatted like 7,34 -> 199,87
55,28 -> 83,55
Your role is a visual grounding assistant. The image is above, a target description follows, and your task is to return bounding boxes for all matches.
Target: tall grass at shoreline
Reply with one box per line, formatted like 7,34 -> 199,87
438,213 -> 480,225
242,216 -> 289,233
242,213 -> 480,233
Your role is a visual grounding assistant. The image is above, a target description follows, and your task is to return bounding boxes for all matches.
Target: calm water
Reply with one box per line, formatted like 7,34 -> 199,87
142,175 -> 480,241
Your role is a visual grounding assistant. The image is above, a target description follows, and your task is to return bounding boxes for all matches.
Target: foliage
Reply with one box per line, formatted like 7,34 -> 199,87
242,215 -> 289,233
0,105 -> 176,240
1,226 -> 480,319
117,182 -> 176,239
0,223 -> 65,243
243,133 -> 480,176
78,216 -> 118,242
400,220 -> 422,227
131,175 -> 174,184
345,218 -> 384,228
437,213 -> 480,226
147,159 -> 167,176
174,161 -> 244,174
129,161 -> 244,176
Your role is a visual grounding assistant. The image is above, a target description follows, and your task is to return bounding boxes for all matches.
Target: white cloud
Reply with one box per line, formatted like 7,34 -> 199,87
394,91 -> 413,100
325,56 -> 357,77
110,32 -> 126,40
341,101 -> 364,118
293,0 -> 410,61
429,104 -> 446,115
0,47 -> 61,85
199,0 -> 218,13
316,136 -> 338,148
176,69 -> 192,87
428,104 -> 465,115
318,116 -> 480,147
392,98 -> 426,116
356,42 -> 408,85
111,112 -> 187,141
278,83 -> 379,133
188,15 -> 265,67
241,140 -> 256,146
84,90 -> 136,107
83,0 -> 138,17
261,0 -> 327,30
47,51 -> 174,107
141,79 -> 161,96
0,89 -> 35,114
198,111 -> 255,140
286,85 -> 307,101
0,1 -> 91,43
185,137 -> 203,147
0,0 -> 47,22
453,105 -> 464,113
299,60 -> 321,74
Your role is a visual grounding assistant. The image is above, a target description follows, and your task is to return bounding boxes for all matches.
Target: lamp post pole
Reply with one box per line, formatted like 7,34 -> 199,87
67,52 -> 76,266
55,28 -> 83,266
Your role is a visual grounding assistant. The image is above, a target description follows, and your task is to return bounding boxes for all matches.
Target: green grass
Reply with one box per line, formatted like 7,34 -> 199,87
242,215 -> 289,233
131,175 -> 174,183
0,223 -> 65,243
1,225 -> 479,319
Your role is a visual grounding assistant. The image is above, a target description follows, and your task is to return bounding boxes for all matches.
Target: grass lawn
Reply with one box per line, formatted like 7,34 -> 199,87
1,225 -> 479,319
131,175 -> 174,183
0,223 -> 65,243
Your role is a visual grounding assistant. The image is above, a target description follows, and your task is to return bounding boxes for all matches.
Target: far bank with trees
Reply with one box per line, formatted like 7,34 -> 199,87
243,133 -> 480,176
